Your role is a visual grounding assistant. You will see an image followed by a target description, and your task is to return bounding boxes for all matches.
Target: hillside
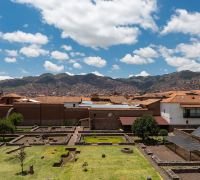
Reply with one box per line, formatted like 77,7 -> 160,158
0,71 -> 200,96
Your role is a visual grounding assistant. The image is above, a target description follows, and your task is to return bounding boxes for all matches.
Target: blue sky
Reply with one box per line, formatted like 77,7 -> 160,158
0,0 -> 200,80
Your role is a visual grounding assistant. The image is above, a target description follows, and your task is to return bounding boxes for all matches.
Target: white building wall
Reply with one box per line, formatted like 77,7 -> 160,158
161,102 -> 200,125
64,102 -> 79,108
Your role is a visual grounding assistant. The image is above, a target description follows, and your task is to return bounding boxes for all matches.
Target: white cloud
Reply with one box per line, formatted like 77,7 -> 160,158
121,46 -> 157,65
0,76 -> 14,81
176,42 -> 200,59
51,51 -> 69,60
65,71 -> 74,76
91,71 -> 104,77
84,56 -> 106,68
133,46 -> 158,58
70,52 -> 85,57
111,64 -> 120,70
121,54 -> 154,65
4,57 -> 17,63
0,31 -> 48,44
43,61 -> 64,72
73,62 -> 82,69
162,9 -> 200,36
61,45 -> 72,51
20,44 -> 49,57
159,42 -> 200,72
129,71 -> 150,77
13,0 -> 158,48
5,50 -> 18,57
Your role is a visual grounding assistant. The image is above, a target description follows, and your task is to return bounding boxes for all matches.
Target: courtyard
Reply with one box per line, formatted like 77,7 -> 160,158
0,146 -> 162,180
83,136 -> 126,143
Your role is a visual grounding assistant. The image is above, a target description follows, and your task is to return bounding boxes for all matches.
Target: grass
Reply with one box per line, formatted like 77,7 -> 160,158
83,136 -> 126,143
0,146 -> 162,180
16,127 -> 33,132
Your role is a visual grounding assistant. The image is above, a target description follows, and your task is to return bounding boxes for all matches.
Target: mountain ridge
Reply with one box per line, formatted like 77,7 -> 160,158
0,70 -> 200,96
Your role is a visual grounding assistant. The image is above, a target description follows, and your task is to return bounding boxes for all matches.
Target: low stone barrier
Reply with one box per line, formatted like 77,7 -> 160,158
165,169 -> 180,180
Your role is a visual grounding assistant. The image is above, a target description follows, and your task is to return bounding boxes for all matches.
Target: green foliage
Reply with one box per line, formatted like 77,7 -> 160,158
159,129 -> 168,144
132,115 -> 159,141
0,119 -> 15,141
159,129 -> 168,137
8,113 -> 24,127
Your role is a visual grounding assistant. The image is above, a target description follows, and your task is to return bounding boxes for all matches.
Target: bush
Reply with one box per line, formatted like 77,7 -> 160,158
159,129 -> 168,144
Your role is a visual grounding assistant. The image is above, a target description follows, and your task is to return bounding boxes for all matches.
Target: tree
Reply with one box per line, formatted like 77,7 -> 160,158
159,129 -> 168,144
8,113 -> 24,128
0,119 -> 15,141
132,114 -> 159,141
18,145 -> 26,175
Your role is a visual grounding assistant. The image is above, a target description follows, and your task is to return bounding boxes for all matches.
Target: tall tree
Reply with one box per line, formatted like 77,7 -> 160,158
132,115 -> 159,141
8,113 -> 24,128
0,119 -> 15,141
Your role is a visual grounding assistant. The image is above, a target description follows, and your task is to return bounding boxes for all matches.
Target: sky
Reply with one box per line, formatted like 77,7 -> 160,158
0,0 -> 200,80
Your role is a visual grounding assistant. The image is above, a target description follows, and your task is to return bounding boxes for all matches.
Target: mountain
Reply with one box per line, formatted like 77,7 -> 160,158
0,71 -> 200,96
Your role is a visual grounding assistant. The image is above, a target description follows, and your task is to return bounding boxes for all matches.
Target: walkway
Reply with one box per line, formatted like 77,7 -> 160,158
67,126 -> 82,146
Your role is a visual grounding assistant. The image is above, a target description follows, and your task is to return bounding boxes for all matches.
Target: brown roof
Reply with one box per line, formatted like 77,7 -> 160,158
2,93 -> 22,98
34,96 -> 82,104
162,95 -> 200,105
120,116 -> 168,126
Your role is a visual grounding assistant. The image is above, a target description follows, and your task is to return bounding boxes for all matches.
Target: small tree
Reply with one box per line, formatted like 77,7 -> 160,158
132,115 -> 159,141
8,113 -> 24,128
0,119 -> 14,141
18,145 -> 26,175
159,129 -> 168,144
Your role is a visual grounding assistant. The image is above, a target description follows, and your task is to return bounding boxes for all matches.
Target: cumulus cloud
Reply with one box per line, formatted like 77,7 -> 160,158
20,44 -> 49,57
73,62 -> 82,69
13,0 -> 158,48
5,50 -> 18,57
0,76 -> 14,81
121,47 -> 157,65
129,71 -> 150,77
175,41 -> 200,59
43,61 -> 64,72
0,31 -> 48,44
61,45 -> 72,51
84,56 -> 106,68
159,42 -> 200,72
4,57 -> 17,63
91,71 -> 104,77
51,51 -> 69,61
162,9 -> 200,36
111,64 -> 120,70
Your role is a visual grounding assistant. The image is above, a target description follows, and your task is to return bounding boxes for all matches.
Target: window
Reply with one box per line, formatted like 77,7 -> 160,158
183,108 -> 200,118
73,104 -> 75,107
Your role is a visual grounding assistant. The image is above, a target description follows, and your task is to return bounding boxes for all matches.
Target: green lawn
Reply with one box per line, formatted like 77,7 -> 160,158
0,146 -> 162,180
83,136 -> 126,143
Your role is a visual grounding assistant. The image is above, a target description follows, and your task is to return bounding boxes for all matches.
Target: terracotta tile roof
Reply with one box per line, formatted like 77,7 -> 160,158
34,96 -> 82,104
129,99 -> 160,106
120,116 -> 168,126
2,93 -> 22,98
162,95 -> 200,105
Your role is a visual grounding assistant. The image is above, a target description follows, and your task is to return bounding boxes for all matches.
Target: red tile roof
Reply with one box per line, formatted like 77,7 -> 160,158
119,116 -> 168,126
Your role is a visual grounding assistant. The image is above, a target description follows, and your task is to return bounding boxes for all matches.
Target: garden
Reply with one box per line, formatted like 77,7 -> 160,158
0,146 -> 162,180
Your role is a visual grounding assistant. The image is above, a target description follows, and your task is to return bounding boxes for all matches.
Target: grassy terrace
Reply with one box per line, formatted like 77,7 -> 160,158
0,146 -> 162,180
83,136 -> 126,143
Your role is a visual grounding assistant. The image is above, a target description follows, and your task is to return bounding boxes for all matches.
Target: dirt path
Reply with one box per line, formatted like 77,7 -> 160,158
67,126 -> 82,145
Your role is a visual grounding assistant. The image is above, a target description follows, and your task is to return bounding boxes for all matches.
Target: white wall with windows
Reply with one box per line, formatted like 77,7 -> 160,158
161,102 -> 200,125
